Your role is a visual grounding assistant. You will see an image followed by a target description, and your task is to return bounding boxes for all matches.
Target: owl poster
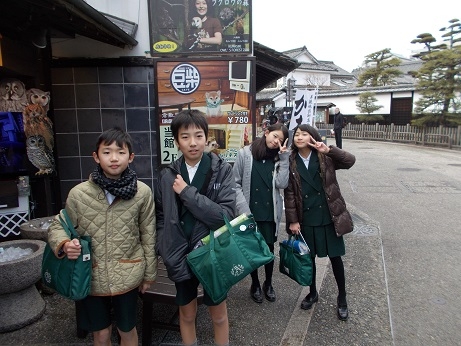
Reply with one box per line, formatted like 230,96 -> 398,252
148,0 -> 252,56
0,78 -> 55,175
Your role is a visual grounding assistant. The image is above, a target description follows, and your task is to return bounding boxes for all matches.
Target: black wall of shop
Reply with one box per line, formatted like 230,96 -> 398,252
51,59 -> 159,207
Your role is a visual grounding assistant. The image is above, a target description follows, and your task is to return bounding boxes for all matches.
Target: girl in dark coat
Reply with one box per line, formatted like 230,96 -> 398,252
284,124 -> 355,320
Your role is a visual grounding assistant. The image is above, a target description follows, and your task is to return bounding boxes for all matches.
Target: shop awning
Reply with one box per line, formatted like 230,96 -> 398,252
253,42 -> 300,92
0,0 -> 137,49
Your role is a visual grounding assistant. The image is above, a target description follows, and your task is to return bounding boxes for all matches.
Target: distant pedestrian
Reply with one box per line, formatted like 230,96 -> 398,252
284,124 -> 355,321
269,113 -> 278,125
333,107 -> 346,148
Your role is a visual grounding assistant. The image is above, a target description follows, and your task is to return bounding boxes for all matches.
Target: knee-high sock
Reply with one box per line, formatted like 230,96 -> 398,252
330,256 -> 346,303
309,258 -> 317,294
250,269 -> 259,286
264,244 -> 275,285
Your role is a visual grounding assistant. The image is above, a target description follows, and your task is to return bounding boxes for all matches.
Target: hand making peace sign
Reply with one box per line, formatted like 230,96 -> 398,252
308,138 -> 330,154
279,138 -> 289,153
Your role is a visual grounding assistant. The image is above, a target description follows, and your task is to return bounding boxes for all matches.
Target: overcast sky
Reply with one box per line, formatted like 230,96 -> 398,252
252,1 -> 458,72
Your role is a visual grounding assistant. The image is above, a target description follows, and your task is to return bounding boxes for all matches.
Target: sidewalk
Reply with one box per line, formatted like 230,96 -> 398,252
1,139 -> 460,345
0,212 -> 390,346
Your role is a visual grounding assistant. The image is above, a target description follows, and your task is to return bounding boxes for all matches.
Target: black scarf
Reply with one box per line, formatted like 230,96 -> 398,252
91,165 -> 138,200
263,147 -> 279,161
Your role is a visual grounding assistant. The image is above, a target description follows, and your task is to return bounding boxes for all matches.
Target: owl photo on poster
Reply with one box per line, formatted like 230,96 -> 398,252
23,103 -> 54,151
26,88 -> 51,113
26,135 -> 55,175
0,78 -> 28,112
22,88 -> 55,175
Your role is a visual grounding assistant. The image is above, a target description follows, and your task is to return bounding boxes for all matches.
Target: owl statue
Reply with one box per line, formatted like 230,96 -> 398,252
26,88 -> 51,113
26,135 -> 55,175
0,78 -> 28,112
23,103 -> 54,150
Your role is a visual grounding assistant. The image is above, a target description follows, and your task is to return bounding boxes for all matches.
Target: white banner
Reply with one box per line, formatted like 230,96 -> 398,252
288,88 -> 319,130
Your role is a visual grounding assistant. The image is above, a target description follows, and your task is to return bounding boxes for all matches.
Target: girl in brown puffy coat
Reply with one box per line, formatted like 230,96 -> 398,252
284,124 -> 355,320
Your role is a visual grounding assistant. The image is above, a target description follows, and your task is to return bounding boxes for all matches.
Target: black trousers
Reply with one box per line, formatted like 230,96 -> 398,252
334,128 -> 343,149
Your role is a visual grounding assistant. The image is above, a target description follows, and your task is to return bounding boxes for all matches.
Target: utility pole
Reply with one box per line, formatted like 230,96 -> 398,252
286,78 -> 296,106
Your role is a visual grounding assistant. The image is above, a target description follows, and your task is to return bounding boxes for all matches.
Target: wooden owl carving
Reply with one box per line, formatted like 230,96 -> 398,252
23,103 -> 54,150
26,88 -> 51,113
26,135 -> 55,175
0,78 -> 28,112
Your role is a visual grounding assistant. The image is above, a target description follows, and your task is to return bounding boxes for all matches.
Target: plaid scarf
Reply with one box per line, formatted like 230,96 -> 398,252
91,165 -> 138,200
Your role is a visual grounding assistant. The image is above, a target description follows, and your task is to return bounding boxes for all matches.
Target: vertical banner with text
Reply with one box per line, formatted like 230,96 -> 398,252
156,58 -> 255,166
288,89 -> 319,130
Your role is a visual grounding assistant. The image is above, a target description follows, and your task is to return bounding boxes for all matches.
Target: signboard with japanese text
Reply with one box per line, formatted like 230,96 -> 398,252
288,89 -> 319,130
148,0 -> 252,56
156,57 -> 255,165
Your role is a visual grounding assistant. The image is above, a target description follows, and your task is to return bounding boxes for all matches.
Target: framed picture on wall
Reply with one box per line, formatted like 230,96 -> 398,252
148,0 -> 252,56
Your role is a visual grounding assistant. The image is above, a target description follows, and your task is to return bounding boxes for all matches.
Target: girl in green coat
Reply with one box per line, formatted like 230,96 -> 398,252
233,123 -> 289,304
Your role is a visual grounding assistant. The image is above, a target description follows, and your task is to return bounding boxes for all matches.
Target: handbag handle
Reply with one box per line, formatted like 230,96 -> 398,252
209,214 -> 237,248
296,232 -> 310,252
222,214 -> 237,236
287,233 -> 311,254
58,209 -> 79,239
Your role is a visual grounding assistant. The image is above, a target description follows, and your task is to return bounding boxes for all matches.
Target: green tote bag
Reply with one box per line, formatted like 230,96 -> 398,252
279,234 -> 313,286
41,209 -> 92,300
186,213 -> 274,304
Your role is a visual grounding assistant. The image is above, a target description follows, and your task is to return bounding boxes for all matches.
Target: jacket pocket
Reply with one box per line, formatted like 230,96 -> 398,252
119,258 -> 142,264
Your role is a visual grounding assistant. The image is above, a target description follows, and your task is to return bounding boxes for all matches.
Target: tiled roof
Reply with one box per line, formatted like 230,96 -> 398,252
297,62 -> 337,72
283,46 -> 320,64
256,89 -> 285,101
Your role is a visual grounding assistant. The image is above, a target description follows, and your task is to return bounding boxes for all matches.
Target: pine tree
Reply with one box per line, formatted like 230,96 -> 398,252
357,48 -> 403,87
410,18 -> 461,126
355,91 -> 384,123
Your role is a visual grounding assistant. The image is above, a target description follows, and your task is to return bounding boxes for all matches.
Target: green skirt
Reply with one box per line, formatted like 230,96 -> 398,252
301,223 -> 345,258
256,221 -> 276,245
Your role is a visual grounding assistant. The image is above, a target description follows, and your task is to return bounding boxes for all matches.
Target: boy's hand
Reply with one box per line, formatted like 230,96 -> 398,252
64,238 -> 81,260
173,174 -> 187,194
139,281 -> 152,294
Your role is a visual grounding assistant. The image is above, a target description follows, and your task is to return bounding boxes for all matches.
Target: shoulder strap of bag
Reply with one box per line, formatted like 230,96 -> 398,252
58,209 -> 79,239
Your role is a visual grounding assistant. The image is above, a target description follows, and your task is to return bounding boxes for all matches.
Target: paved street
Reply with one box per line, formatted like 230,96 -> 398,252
1,139 -> 460,345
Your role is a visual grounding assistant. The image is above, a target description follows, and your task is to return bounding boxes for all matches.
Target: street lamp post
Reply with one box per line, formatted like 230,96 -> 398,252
286,78 -> 297,106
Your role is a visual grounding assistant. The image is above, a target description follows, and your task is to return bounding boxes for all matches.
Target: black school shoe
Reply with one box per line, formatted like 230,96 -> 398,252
263,281 -> 276,302
301,291 -> 318,310
250,284 -> 263,303
337,297 -> 349,320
